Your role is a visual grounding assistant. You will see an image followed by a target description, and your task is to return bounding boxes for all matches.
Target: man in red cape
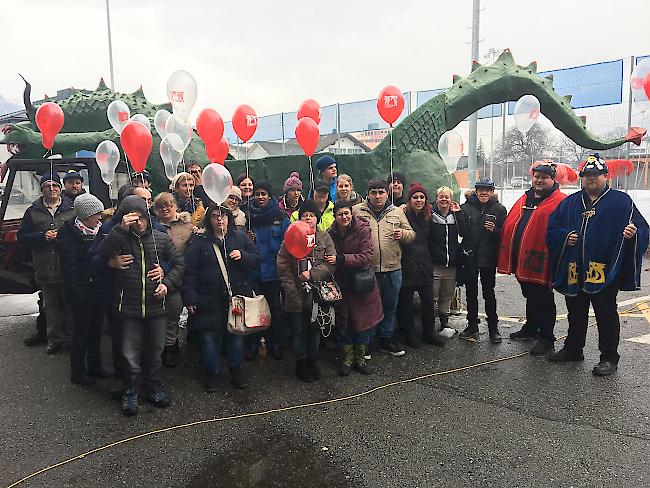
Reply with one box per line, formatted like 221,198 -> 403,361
497,163 -> 566,356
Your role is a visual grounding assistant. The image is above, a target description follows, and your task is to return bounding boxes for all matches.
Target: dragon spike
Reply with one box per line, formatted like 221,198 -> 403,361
564,94 -> 573,105
97,78 -> 109,90
496,49 -> 515,65
579,115 -> 587,125
544,74 -> 554,83
471,60 -> 482,71
526,61 -> 537,73
452,74 -> 463,84
133,85 -> 144,95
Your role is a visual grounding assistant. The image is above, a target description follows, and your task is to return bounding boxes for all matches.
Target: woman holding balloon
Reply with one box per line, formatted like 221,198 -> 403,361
246,180 -> 290,360
277,200 -> 337,382
171,172 -> 205,226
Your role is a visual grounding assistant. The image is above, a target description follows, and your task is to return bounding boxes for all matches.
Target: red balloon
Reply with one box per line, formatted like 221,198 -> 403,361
207,136 -> 230,165
196,108 -> 224,149
377,85 -> 405,127
35,102 -> 65,149
644,72 -> 650,101
121,121 -> 153,173
297,99 -> 321,124
284,221 -> 316,259
232,104 -> 258,143
295,117 -> 320,157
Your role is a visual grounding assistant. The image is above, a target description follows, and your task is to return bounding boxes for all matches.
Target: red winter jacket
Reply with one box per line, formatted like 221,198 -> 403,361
497,187 -> 566,286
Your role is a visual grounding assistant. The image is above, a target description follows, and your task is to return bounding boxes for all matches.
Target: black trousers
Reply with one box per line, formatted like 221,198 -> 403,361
465,266 -> 498,328
70,302 -> 103,378
397,285 -> 435,339
519,281 -> 557,341
564,283 -> 620,363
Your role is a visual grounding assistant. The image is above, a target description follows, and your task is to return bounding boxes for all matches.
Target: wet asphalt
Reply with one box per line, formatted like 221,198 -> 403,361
0,263 -> 649,488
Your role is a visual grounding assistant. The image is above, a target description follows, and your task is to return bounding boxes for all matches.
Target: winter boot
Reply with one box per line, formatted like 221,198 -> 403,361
307,356 -> 321,380
488,324 -> 502,344
295,358 -> 314,383
353,345 -> 371,375
230,367 -> 248,389
338,345 -> 353,376
204,374 -> 219,393
459,323 -> 479,340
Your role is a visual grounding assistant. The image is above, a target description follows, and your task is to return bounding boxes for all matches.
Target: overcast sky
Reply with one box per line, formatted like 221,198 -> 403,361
1,1 -> 646,120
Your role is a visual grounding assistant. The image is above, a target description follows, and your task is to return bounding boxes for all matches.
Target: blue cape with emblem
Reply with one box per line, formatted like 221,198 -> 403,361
546,187 -> 649,296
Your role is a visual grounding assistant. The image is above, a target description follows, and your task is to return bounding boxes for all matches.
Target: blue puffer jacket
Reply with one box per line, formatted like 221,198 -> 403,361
249,198 -> 290,282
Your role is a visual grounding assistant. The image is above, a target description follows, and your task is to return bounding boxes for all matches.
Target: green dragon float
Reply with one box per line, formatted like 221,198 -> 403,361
1,49 -> 645,194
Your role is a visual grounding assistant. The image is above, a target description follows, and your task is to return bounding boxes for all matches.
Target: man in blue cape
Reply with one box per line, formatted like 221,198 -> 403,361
546,154 -> 649,376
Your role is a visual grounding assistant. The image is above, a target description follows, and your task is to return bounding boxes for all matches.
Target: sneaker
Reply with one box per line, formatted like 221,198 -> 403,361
509,328 -> 537,341
548,347 -> 585,362
46,342 -> 63,355
530,338 -> 554,357
204,374 -> 219,393
489,329 -> 502,344
230,367 -> 248,389
121,388 -> 139,416
379,338 -> 406,357
592,360 -> 617,377
145,391 -> 171,408
459,325 -> 479,340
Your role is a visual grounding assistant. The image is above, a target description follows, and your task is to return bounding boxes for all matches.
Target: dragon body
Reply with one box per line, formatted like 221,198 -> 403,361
2,50 -> 645,195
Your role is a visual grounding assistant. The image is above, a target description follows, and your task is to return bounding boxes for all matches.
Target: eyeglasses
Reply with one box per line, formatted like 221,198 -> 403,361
156,203 -> 174,210
189,170 -> 201,175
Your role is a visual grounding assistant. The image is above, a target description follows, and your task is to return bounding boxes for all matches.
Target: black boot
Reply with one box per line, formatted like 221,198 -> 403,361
295,359 -> 314,383
307,356 -> 321,380
162,345 -> 178,368
459,323 -> 479,340
24,311 -> 47,346
488,326 -> 502,344
230,367 -> 248,389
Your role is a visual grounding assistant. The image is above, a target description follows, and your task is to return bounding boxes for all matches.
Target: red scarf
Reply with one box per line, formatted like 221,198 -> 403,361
497,188 -> 566,286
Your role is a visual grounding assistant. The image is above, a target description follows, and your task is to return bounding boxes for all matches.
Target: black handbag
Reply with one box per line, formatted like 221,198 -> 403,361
349,267 -> 375,295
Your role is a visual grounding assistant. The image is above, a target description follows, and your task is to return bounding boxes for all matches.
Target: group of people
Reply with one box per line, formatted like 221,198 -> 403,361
16,153 -> 648,417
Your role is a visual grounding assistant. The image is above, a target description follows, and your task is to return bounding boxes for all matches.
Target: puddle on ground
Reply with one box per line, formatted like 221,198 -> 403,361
187,430 -> 360,488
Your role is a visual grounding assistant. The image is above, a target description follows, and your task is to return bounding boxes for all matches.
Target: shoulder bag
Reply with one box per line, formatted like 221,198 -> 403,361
212,243 -> 271,335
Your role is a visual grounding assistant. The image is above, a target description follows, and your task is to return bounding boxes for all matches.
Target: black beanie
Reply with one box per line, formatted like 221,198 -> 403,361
298,199 -> 322,224
254,179 -> 273,195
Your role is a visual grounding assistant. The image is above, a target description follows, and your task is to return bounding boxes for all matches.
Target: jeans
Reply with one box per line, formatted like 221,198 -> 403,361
465,266 -> 498,328
564,282 -> 620,363
121,316 -> 166,392
374,270 -> 402,338
200,330 -> 244,374
288,312 -> 320,360
519,281 -> 556,341
397,285 -> 434,339
70,302 -> 103,378
338,326 -> 373,346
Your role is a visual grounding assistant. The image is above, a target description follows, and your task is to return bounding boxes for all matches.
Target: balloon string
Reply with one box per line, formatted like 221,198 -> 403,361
308,155 -> 314,195
389,127 -> 394,205
245,144 -> 249,181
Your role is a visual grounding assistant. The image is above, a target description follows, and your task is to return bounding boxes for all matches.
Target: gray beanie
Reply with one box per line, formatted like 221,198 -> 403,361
74,193 -> 104,220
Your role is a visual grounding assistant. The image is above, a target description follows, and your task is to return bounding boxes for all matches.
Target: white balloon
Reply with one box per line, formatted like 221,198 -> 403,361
514,95 -> 541,134
202,163 -> 232,205
160,135 -> 183,181
166,70 -> 197,121
631,58 -> 650,113
107,100 -> 131,135
437,130 -> 464,174
154,109 -> 171,139
95,140 -> 121,185
129,114 -> 151,133
164,116 -> 192,152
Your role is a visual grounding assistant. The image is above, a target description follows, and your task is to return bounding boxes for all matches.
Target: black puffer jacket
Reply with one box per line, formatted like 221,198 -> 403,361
457,192 -> 507,268
401,209 -> 434,288
56,218 -> 98,305
429,207 -> 461,267
98,196 -> 184,319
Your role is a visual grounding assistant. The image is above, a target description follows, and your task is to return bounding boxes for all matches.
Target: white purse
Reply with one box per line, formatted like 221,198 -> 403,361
212,243 -> 271,335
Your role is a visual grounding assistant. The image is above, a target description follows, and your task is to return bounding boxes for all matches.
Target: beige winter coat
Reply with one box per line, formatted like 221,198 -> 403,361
161,211 -> 194,254
353,201 -> 415,272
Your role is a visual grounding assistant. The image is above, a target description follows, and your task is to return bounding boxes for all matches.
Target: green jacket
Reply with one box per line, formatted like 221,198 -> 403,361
290,201 -> 335,232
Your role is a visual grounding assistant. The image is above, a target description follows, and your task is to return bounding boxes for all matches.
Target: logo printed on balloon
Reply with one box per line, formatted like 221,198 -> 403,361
529,108 -> 540,120
306,234 -> 315,248
631,77 -> 644,90
118,111 -> 129,122
384,95 -> 400,108
170,91 -> 185,103
246,115 -> 257,127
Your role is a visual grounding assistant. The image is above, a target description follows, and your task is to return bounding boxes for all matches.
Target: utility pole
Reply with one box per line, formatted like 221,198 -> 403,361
105,0 -> 115,91
467,0 -> 480,187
